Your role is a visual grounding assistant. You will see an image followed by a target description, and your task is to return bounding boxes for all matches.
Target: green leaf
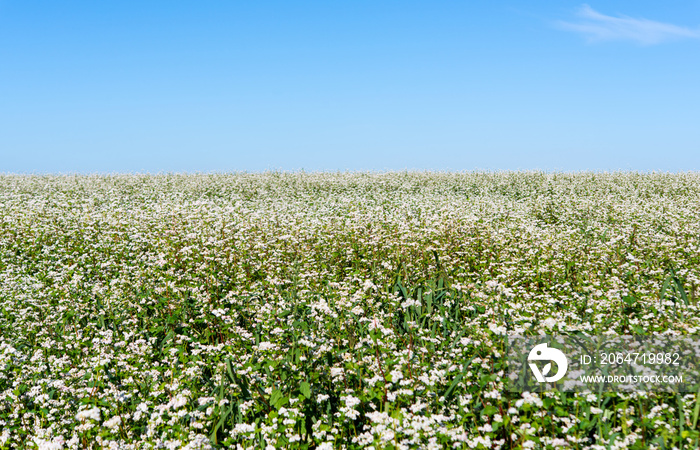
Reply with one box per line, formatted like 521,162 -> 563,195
300,382 -> 311,399
482,405 -> 498,416
269,389 -> 288,409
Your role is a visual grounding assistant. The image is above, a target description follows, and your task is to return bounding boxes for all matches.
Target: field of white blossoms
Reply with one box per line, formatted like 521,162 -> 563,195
1,171 -> 700,450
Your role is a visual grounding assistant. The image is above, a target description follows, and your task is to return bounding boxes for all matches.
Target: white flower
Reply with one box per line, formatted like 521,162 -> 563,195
103,415 -> 122,431
343,395 -> 361,408
233,423 -> 256,435
171,394 -> 188,409
389,369 -> 403,382
256,342 -> 278,351
542,317 -> 558,329
76,407 -> 101,422
351,305 -> 364,316
32,437 -> 65,450
198,397 -> 215,406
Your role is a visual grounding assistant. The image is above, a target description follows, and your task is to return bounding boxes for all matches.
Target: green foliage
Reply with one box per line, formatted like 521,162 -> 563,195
0,172 -> 699,448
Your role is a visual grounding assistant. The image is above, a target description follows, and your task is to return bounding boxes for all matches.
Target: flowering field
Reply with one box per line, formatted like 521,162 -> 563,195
1,171 -> 700,449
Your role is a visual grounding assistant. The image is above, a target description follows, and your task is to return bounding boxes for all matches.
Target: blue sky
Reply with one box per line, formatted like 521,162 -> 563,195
1,1 -> 699,173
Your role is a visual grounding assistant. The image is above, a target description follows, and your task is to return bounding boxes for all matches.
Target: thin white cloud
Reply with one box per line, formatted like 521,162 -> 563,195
557,4 -> 700,45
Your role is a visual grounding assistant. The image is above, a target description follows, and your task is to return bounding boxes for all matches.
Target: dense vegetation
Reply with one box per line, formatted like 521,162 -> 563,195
1,172 -> 699,449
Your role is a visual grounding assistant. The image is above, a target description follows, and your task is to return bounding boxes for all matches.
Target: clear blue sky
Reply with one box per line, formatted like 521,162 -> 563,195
1,1 -> 699,173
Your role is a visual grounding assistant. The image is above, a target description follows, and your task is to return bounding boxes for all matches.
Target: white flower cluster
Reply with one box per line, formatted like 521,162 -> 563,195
1,172 -> 698,448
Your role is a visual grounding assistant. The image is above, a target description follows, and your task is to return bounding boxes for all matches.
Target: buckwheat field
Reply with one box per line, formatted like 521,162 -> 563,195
2,171 -> 700,450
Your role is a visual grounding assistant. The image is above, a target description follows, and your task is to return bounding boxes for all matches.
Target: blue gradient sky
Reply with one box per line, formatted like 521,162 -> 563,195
1,1 -> 699,173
